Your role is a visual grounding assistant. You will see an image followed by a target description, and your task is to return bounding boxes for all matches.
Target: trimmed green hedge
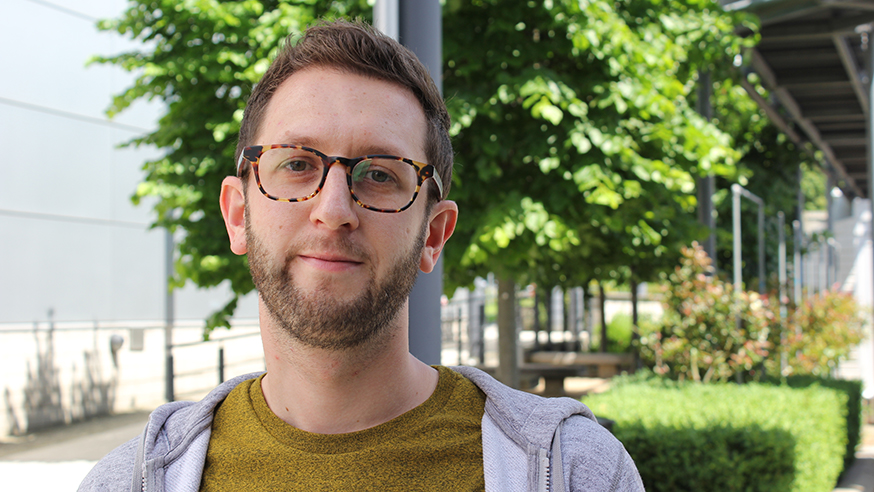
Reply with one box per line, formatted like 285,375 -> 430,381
777,376 -> 862,475
585,379 -> 847,492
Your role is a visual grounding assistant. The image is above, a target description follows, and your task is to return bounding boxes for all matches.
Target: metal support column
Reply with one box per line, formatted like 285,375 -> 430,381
778,212 -> 788,373
733,185 -> 743,291
866,31 -> 874,388
379,0 -> 444,365
696,71 -> 717,265
164,228 -> 175,402
793,220 -> 803,303
868,33 -> 874,309
827,172 -> 835,287
731,184 -> 766,293
758,198 -> 766,293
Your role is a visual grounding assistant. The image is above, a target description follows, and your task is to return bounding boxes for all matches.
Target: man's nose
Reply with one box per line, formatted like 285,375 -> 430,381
308,162 -> 360,230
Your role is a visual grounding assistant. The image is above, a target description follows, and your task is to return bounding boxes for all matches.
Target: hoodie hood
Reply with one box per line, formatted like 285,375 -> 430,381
451,365 -> 596,449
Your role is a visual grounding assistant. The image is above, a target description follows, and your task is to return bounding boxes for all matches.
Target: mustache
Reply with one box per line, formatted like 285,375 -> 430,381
280,235 -> 371,264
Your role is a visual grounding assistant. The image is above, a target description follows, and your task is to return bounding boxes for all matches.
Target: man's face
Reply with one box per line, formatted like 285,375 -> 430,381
232,67 -> 441,349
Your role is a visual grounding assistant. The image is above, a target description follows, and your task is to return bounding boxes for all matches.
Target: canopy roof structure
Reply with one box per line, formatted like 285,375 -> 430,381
721,0 -> 874,198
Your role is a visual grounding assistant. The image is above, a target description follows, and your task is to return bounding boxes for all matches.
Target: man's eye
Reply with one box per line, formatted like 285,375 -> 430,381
283,159 -> 312,172
367,170 -> 393,183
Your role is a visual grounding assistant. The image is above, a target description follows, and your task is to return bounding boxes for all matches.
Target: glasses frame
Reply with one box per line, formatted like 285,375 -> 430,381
237,144 -> 443,213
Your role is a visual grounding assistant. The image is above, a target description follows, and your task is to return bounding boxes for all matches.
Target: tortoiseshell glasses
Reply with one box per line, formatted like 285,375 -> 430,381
237,145 -> 444,213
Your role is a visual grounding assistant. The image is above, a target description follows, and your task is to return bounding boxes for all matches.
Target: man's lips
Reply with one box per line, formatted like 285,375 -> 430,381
297,253 -> 364,272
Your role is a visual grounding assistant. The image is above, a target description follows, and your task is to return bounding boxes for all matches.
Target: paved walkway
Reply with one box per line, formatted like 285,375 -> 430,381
0,411 -> 150,490
2,406 -> 873,491
836,426 -> 874,492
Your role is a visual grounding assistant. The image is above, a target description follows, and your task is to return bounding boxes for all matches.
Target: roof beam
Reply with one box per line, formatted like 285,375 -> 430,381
760,16 -> 874,41
783,80 -> 854,92
750,49 -> 779,88
804,104 -> 866,119
771,85 -> 863,196
739,77 -> 805,146
748,44 -> 866,195
833,34 -> 869,115
823,136 -> 868,146
823,0 -> 874,11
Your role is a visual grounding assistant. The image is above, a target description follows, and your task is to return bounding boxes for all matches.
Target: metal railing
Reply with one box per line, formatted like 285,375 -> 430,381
165,322 -> 264,401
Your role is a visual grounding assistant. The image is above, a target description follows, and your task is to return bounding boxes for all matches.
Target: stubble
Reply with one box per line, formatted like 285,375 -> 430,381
245,208 -> 427,351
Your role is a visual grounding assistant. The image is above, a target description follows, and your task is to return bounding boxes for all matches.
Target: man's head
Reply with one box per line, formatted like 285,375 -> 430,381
220,20 -> 457,351
236,19 -> 452,204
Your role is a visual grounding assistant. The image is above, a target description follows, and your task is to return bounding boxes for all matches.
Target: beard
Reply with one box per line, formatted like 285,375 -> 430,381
245,210 -> 426,351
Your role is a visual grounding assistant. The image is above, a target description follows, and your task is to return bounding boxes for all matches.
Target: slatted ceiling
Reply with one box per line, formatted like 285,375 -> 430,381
722,0 -> 872,198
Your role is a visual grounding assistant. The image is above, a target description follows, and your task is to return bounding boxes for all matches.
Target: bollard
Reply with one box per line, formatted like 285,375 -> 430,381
165,354 -> 175,402
218,347 -> 225,384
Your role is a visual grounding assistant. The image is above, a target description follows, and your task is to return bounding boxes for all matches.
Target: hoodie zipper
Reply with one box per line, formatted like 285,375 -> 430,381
539,448 -> 550,492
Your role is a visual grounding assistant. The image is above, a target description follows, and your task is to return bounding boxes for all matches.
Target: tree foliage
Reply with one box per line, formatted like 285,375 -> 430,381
97,0 -> 820,335
442,0 -> 755,293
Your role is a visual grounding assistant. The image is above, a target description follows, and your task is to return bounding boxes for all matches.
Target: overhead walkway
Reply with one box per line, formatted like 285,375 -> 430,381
722,0 -> 874,198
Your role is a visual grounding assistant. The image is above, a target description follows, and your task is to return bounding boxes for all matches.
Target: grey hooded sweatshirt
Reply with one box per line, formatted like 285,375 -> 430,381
79,366 -> 644,492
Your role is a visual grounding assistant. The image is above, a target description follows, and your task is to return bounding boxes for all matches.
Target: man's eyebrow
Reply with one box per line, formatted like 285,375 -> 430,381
357,145 -> 409,157
275,134 -> 319,148
274,134 -> 410,157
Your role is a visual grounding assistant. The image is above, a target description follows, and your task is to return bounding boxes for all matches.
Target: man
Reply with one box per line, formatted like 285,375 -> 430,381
81,19 -> 643,491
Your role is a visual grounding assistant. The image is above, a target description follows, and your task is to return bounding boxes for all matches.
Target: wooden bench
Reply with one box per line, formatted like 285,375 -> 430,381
527,352 -> 635,378
476,352 -> 634,397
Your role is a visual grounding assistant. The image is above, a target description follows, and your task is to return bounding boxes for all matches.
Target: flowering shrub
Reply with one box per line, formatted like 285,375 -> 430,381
639,243 -> 772,382
766,290 -> 867,377
640,242 -> 869,382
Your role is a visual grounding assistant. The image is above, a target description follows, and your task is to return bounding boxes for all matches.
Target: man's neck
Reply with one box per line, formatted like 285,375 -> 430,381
257,304 -> 439,435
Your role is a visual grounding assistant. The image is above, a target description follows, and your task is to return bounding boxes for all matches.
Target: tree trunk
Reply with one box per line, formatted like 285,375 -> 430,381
496,275 -> 519,389
598,280 -> 608,352
545,286 -> 554,350
533,287 -> 541,351
583,282 -> 593,352
630,274 -> 641,369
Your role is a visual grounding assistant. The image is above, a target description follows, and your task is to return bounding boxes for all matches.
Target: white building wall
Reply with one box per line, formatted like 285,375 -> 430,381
832,198 -> 874,393
0,0 -> 258,438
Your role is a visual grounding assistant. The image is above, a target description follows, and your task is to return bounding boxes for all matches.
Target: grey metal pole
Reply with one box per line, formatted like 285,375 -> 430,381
793,220 -> 802,303
373,0 -> 399,40
696,71 -> 717,265
732,184 -> 766,292
778,212 -> 787,373
397,0 -> 443,365
733,184 -> 742,291
868,29 -> 874,308
866,26 -> 874,393
827,173 -> 835,288
164,228 -> 175,402
758,200 -> 765,293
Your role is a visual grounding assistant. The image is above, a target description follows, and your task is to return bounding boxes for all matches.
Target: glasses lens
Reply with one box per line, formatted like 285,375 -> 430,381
258,147 -> 325,200
350,158 -> 419,210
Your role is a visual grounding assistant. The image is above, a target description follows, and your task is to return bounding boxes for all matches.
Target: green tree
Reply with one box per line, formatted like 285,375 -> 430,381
98,0 -> 808,340
442,0 -> 752,296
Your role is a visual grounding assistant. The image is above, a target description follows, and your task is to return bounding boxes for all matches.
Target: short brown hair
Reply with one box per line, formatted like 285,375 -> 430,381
236,19 -> 452,202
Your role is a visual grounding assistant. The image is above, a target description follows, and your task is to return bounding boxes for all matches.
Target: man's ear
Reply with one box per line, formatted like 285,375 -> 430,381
220,176 -> 248,255
420,200 -> 458,273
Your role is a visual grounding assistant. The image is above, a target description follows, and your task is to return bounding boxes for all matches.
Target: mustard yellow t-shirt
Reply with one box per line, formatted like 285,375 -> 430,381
200,366 -> 486,491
